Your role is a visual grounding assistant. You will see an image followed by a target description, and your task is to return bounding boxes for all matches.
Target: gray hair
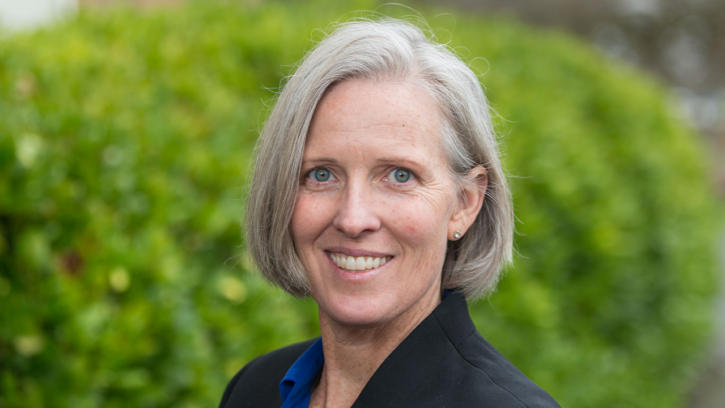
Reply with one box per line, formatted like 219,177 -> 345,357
246,18 -> 513,300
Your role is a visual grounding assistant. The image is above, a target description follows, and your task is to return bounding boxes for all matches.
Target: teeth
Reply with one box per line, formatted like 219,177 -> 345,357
329,253 -> 391,272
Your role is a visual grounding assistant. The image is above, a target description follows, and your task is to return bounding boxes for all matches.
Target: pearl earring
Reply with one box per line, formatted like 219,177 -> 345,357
454,231 -> 461,239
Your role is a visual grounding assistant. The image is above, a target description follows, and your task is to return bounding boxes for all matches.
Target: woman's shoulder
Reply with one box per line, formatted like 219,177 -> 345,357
425,294 -> 560,407
440,330 -> 561,408
352,292 -> 560,407
218,339 -> 317,408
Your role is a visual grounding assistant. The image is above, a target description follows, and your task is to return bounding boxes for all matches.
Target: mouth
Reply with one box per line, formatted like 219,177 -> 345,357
327,252 -> 392,272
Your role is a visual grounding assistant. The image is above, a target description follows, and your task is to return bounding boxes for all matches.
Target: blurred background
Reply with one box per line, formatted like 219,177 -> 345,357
0,0 -> 723,407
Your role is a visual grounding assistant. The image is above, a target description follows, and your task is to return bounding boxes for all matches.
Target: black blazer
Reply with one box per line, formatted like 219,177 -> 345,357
219,292 -> 560,408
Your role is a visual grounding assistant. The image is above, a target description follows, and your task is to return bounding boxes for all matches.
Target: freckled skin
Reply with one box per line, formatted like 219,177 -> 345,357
291,79 -> 456,329
291,78 -> 485,408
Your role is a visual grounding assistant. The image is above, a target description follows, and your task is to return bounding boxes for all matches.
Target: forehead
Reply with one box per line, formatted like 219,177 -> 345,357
305,78 -> 444,157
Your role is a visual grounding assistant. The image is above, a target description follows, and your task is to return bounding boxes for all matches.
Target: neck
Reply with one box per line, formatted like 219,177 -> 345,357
310,290 -> 441,408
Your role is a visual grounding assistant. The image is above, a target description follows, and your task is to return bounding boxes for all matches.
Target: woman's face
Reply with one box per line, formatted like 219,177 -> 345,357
291,78 -> 461,328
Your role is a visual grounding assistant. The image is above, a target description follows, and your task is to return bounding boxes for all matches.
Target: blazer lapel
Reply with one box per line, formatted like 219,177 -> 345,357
352,292 -> 475,408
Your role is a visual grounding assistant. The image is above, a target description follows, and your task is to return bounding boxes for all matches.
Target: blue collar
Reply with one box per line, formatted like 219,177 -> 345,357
279,338 -> 324,408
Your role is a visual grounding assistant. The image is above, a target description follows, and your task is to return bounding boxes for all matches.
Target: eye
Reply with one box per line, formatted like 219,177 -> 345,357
309,168 -> 334,182
388,168 -> 413,183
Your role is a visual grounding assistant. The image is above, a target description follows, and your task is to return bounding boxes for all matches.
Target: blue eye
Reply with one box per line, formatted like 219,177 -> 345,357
310,168 -> 332,182
389,168 -> 412,183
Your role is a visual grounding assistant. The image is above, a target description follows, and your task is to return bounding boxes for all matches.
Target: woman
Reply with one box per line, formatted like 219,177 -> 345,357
220,18 -> 560,408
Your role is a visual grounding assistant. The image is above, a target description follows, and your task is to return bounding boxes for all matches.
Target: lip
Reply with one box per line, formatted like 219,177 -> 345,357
325,251 -> 393,280
324,247 -> 393,258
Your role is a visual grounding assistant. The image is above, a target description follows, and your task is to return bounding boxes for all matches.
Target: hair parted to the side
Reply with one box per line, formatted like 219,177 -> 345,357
245,17 -> 513,300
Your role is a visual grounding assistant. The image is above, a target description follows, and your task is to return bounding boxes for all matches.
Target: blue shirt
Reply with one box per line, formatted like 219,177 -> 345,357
279,338 -> 324,408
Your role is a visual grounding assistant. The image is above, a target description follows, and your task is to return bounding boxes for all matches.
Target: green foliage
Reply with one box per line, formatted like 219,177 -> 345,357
0,1 -> 720,407
447,17 -> 722,407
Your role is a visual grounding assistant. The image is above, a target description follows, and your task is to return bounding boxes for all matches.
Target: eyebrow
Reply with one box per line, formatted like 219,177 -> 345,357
301,157 -> 338,166
301,156 -> 426,168
376,157 -> 425,168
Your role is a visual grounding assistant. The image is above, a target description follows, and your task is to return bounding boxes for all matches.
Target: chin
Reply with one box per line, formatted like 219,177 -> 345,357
319,292 -> 397,328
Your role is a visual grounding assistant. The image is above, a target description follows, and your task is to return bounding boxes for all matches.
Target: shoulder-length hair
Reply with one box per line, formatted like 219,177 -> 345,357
245,18 -> 513,300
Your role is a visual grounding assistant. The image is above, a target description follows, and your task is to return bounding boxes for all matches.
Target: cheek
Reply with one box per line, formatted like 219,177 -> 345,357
387,203 -> 419,235
388,199 -> 448,244
402,212 -> 423,236
384,190 -> 453,276
291,194 -> 333,243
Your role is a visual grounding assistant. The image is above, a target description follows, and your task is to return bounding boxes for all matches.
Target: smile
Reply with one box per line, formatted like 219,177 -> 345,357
328,252 -> 392,272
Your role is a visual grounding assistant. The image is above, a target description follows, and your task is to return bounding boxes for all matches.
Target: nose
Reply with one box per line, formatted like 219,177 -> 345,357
332,182 -> 381,238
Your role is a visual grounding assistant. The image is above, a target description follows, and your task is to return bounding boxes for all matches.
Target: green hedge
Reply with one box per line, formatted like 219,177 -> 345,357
0,1 -> 720,407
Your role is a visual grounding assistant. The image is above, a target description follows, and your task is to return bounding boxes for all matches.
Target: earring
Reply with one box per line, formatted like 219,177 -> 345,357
454,231 -> 461,240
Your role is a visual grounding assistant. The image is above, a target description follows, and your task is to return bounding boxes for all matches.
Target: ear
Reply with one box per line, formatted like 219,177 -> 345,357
448,166 -> 487,241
